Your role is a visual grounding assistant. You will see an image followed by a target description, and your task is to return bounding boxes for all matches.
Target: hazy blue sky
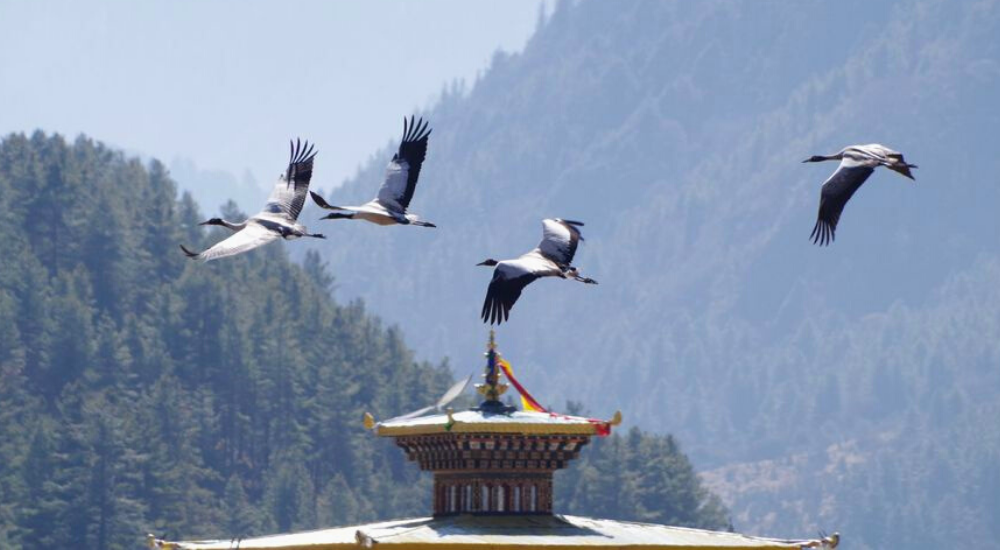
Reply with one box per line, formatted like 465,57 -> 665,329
0,0 -> 544,205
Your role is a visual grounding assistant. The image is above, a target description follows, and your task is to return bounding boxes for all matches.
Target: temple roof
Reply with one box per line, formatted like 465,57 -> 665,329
365,331 -> 621,438
373,408 -> 618,437
150,514 -> 830,550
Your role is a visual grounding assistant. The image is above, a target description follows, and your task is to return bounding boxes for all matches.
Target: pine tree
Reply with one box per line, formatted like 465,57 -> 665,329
222,475 -> 261,538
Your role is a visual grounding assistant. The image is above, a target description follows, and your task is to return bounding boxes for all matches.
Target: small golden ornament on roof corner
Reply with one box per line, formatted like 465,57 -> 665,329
445,407 -> 456,431
363,412 -> 375,430
355,530 -> 374,548
610,410 -> 623,426
804,531 -> 840,549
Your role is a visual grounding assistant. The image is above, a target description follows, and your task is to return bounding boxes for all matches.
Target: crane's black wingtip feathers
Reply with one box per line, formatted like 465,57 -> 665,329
810,220 -> 835,246
480,293 -> 507,325
401,115 -> 432,144
288,138 -> 317,166
481,297 -> 498,325
179,244 -> 200,258
309,190 -> 332,209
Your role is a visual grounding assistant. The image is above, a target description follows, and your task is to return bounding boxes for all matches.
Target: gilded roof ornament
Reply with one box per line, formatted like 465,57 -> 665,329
475,330 -> 513,412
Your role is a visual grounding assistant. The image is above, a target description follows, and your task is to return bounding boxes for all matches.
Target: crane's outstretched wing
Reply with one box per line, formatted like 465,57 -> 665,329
481,264 -> 539,325
263,139 -> 317,221
538,218 -> 584,267
376,116 -> 431,212
810,161 -> 874,246
181,223 -> 280,262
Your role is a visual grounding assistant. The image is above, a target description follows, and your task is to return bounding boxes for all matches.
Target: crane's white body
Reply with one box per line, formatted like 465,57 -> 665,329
320,200 -> 429,226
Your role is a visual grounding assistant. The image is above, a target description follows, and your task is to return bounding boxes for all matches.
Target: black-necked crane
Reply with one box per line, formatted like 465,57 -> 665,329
478,218 -> 597,325
180,139 -> 323,262
803,143 -> 917,246
310,116 -> 436,228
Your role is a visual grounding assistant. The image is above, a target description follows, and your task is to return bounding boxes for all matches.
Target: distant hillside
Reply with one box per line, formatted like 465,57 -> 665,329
304,0 -> 1000,547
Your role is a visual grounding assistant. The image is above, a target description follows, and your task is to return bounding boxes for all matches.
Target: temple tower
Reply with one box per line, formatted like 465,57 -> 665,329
375,331 -> 609,515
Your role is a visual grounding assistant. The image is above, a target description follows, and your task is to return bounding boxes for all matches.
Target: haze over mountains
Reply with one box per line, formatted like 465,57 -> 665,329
304,1 -> 1000,548
168,157 -> 264,217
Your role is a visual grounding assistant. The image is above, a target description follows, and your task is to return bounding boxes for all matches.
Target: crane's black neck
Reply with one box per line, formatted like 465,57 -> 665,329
201,218 -> 245,231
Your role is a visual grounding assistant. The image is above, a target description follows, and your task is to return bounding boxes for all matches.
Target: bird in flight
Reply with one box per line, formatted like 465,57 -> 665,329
180,139 -> 324,262
310,116 -> 436,228
803,143 -> 917,246
478,218 -> 597,325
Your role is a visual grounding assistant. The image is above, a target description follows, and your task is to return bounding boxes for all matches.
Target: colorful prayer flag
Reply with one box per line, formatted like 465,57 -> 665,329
497,358 -> 547,413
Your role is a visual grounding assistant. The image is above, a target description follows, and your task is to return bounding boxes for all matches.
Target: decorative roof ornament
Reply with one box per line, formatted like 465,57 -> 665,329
475,329 -> 514,413
807,531 -> 841,549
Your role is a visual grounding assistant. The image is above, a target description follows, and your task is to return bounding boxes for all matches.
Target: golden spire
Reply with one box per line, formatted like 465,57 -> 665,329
476,329 -> 509,406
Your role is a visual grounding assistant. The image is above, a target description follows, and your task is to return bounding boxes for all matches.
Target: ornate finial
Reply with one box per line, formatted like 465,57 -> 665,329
363,412 -> 375,430
610,410 -> 623,426
805,531 -> 840,549
475,330 -> 512,412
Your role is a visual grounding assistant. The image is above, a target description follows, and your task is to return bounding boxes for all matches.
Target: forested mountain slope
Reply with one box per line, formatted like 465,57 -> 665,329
0,132 -> 728,549
0,131 -> 453,548
305,0 -> 1000,547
